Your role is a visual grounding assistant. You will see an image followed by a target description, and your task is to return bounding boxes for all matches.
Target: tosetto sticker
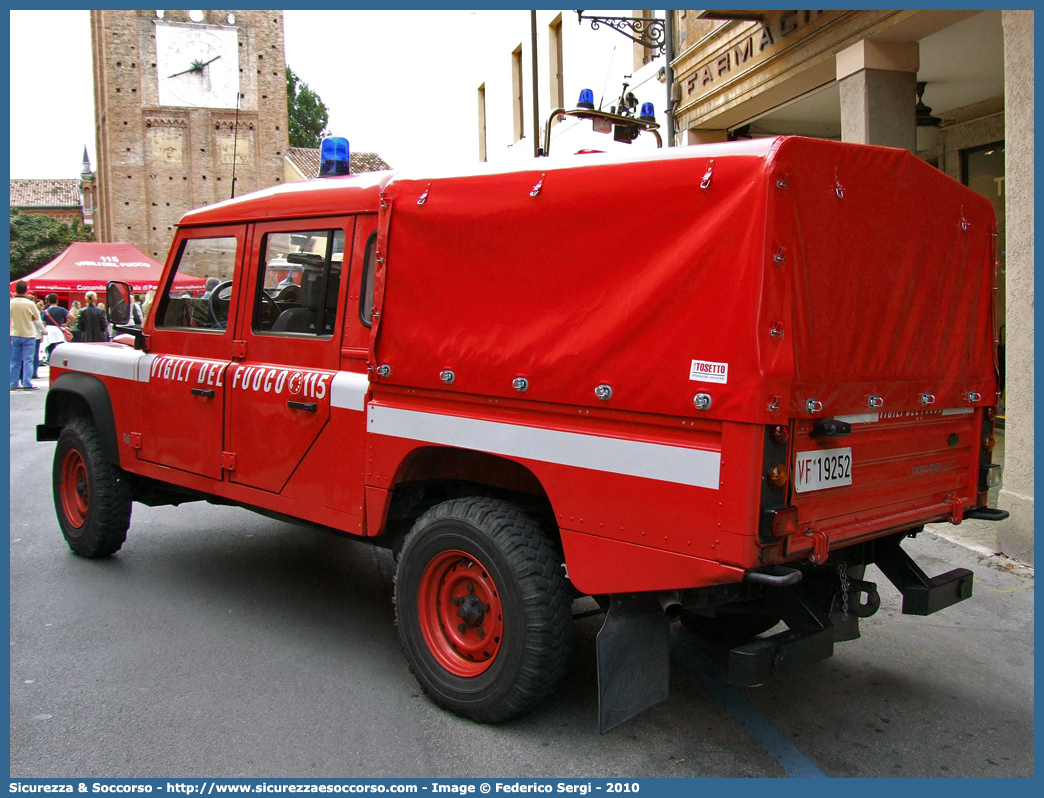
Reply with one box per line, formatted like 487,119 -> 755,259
689,359 -> 728,384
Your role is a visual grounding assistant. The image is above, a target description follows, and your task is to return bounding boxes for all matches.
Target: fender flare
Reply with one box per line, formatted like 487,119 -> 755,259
42,372 -> 121,464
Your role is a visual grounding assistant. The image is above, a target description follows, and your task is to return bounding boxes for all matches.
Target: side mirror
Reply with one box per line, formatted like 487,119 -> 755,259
106,280 -> 149,350
106,281 -> 132,325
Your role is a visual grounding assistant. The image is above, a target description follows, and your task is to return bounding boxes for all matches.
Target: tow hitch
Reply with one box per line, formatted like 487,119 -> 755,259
873,535 -> 974,615
728,582 -> 835,687
717,535 -> 973,688
594,533 -> 975,730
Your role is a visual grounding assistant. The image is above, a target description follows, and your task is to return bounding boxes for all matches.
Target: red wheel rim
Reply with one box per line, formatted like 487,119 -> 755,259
417,549 -> 505,677
59,449 -> 89,529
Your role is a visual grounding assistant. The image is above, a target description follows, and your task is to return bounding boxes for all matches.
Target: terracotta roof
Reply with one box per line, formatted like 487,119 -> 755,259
287,146 -> 391,177
10,179 -> 81,209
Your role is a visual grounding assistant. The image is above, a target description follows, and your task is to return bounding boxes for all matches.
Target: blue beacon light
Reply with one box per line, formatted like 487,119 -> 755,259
577,88 -> 595,110
318,136 -> 351,177
639,102 -> 656,123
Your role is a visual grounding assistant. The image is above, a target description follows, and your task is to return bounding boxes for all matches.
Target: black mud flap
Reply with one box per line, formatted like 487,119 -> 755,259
36,424 -> 61,442
874,537 -> 974,615
728,588 -> 834,687
596,594 -> 669,734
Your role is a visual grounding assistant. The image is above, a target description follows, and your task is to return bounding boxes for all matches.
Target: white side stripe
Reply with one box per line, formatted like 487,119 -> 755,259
330,372 -> 369,411
835,413 -> 877,425
368,405 -> 721,489
50,343 -> 149,382
836,408 -> 975,425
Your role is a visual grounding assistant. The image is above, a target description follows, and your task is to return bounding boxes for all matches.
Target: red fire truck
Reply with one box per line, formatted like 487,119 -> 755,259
40,136 -> 1006,732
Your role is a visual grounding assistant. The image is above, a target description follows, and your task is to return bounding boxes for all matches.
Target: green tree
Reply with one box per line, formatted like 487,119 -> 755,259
286,66 -> 330,148
9,209 -> 95,281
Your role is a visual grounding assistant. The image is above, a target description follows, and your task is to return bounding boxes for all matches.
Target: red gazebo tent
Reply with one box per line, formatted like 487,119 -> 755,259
12,242 -> 205,307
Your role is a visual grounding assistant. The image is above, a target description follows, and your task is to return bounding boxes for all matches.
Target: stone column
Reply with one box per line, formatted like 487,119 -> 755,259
836,40 -> 919,152
997,10 -> 1034,563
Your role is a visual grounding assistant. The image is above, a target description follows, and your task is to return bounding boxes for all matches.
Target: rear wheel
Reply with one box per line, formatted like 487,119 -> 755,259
52,419 -> 131,558
394,497 -> 572,723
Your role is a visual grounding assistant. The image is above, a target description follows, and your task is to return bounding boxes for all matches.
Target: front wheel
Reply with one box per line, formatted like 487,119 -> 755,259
52,419 -> 131,558
394,497 -> 572,723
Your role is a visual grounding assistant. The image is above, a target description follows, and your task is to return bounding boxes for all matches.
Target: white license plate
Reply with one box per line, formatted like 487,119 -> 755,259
793,448 -> 853,493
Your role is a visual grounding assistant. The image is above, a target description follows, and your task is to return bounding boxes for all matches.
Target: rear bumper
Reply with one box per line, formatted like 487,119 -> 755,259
726,534 -> 974,686
781,500 -> 957,562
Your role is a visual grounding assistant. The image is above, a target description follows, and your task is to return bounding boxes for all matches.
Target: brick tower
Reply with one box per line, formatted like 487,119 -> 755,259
91,10 -> 289,259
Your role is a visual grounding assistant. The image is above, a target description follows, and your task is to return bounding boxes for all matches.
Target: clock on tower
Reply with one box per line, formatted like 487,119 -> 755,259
91,10 -> 288,261
156,23 -> 240,108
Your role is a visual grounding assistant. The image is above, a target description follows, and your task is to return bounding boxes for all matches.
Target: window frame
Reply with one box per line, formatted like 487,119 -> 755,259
359,231 -> 377,329
249,226 -> 346,339
153,233 -> 240,333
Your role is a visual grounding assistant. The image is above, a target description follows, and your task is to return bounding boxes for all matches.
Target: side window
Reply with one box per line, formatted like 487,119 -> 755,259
360,233 -> 377,328
156,236 -> 238,331
253,228 -> 345,337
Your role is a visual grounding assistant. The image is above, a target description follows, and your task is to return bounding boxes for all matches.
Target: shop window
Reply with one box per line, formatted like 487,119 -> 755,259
962,141 -> 1006,417
512,45 -> 524,142
478,84 -> 487,162
633,10 -> 655,70
549,16 -> 564,116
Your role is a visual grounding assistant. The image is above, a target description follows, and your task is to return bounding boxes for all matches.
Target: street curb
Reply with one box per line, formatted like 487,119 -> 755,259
926,526 -> 1034,574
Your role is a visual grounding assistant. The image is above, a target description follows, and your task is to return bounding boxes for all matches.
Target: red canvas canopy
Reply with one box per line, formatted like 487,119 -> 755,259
12,242 -> 204,299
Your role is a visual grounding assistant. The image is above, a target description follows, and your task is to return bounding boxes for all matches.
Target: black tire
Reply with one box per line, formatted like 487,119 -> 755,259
679,611 -> 781,642
394,497 -> 572,723
52,418 -> 131,558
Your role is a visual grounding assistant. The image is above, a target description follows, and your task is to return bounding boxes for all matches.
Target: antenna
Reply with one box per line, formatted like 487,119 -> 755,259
597,45 -> 617,111
230,92 -> 241,199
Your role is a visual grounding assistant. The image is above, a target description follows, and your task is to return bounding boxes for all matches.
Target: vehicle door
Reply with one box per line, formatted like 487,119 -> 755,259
135,228 -> 244,480
226,218 -> 356,496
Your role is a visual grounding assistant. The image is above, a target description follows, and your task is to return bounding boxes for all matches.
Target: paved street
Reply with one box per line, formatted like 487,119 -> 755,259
10,379 -> 1034,778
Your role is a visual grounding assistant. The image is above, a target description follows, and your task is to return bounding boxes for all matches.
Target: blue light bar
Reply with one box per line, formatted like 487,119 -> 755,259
318,136 -> 350,177
577,88 -> 595,110
639,102 -> 655,123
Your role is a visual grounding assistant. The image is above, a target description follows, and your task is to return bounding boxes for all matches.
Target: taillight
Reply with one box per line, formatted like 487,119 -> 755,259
771,507 -> 800,538
759,424 -> 792,544
983,434 -> 996,452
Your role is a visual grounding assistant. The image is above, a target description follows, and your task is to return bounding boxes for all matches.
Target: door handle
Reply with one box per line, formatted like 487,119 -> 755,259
191,388 -> 215,398
287,401 -> 318,413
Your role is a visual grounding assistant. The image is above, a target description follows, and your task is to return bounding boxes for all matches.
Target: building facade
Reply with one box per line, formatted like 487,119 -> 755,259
90,9 -> 289,261
471,9 -> 1033,560
284,147 -> 391,182
10,150 -> 96,226
669,9 -> 1032,562
9,180 -> 88,226
473,10 -> 670,163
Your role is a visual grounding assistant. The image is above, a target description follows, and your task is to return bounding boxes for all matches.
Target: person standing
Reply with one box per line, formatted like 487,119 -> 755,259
141,290 -> 155,323
79,291 -> 110,343
68,300 -> 83,342
42,293 -> 70,362
32,299 -> 45,378
10,280 -> 42,390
